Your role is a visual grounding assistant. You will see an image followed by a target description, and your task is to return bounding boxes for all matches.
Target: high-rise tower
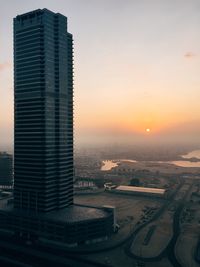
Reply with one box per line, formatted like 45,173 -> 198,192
14,9 -> 73,212
0,9 -> 114,246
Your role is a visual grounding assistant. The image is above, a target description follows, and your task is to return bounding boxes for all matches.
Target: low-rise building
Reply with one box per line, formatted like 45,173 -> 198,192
0,152 -> 13,187
113,185 -> 166,198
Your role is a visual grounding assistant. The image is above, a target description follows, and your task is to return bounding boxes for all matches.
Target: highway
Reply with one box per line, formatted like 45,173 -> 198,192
124,180 -> 193,267
0,180 -> 193,267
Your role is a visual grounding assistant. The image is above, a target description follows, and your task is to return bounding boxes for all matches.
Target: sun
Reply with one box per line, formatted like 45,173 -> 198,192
146,128 -> 150,133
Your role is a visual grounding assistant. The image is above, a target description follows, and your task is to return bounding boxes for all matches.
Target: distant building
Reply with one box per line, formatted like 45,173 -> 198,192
0,152 -> 13,187
0,8 -> 114,246
113,185 -> 166,198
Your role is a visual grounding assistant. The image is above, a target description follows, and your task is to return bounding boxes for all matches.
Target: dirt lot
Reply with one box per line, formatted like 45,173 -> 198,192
75,192 -> 161,227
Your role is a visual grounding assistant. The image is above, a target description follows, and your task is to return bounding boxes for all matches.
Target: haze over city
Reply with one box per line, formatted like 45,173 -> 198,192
1,2 -> 200,267
1,0 -> 200,151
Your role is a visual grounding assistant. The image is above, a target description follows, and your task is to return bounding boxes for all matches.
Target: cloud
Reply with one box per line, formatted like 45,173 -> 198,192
184,52 -> 196,58
0,62 -> 11,71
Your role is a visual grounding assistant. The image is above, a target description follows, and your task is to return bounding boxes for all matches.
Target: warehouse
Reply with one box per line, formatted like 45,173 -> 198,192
113,185 -> 166,198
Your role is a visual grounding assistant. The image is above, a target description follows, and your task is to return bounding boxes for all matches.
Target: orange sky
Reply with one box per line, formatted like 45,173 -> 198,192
1,1 -> 200,149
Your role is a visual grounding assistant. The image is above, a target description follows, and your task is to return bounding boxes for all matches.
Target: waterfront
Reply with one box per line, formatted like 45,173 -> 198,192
101,150 -> 200,171
171,161 -> 200,168
181,149 -> 200,159
101,160 -> 137,171
101,160 -> 119,171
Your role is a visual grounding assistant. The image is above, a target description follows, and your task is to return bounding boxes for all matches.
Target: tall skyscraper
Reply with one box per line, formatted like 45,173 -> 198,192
14,9 -> 73,212
0,9 -> 114,246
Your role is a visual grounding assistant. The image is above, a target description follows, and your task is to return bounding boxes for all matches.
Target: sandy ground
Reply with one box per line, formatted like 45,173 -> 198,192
175,226 -> 199,267
176,203 -> 200,267
75,192 -> 161,226
75,192 -> 162,264
131,209 -> 173,258
114,161 -> 200,174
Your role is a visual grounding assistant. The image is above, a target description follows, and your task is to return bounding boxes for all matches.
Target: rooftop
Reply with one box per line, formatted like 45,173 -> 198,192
43,204 -> 111,223
115,185 -> 165,195
0,199 -> 111,224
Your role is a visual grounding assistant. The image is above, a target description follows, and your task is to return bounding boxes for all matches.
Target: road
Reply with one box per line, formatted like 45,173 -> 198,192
0,180 -> 193,267
124,180 -> 193,267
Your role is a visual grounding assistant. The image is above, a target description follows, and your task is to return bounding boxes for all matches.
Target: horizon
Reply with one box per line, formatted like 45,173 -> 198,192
1,0 -> 200,151
1,4 -> 200,267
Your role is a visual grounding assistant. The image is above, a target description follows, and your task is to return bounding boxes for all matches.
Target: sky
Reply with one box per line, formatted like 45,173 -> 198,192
1,0 -> 200,151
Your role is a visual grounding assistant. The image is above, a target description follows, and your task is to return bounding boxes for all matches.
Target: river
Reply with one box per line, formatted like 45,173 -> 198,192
101,150 -> 200,170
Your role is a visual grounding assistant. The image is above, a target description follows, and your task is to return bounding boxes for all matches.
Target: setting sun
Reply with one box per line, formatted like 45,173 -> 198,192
146,128 -> 150,133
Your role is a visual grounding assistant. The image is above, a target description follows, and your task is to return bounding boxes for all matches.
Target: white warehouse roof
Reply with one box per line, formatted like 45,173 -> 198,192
115,185 -> 165,195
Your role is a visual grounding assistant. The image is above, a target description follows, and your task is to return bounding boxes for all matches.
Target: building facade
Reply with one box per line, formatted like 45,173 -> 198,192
0,8 -> 114,245
0,152 -> 13,187
14,9 -> 73,212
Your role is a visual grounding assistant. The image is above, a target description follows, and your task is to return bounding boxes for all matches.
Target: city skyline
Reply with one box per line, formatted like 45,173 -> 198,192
0,4 -> 200,266
1,0 -> 200,150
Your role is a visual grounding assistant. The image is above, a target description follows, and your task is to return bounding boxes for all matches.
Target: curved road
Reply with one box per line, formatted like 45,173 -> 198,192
125,181 -> 192,267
